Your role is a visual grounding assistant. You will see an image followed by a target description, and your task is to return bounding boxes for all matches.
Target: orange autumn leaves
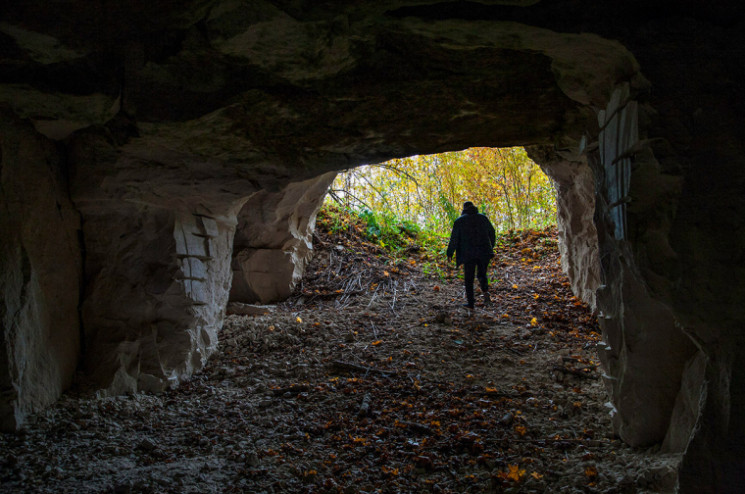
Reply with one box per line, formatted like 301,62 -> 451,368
497,464 -> 534,483
498,463 -> 598,485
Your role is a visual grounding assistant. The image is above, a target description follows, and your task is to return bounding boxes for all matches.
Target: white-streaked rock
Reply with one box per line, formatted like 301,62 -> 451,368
0,112 -> 81,430
230,172 -> 335,304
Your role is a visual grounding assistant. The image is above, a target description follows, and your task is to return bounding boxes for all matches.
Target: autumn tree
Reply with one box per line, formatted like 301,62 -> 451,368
328,147 -> 556,235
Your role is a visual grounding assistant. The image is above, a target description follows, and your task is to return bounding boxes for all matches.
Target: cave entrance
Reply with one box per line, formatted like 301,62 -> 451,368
327,147 -> 558,237
211,146 -> 616,491
321,145 -> 566,306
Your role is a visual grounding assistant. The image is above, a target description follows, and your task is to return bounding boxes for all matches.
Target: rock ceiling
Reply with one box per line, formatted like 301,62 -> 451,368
2,1 -> 745,491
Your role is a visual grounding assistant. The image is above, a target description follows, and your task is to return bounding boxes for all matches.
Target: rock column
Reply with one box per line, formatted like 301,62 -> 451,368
531,148 -> 600,309
230,172 -> 335,304
0,112 -> 82,430
67,129 -> 247,395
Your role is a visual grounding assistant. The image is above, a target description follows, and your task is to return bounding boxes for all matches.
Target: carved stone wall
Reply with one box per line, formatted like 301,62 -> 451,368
67,127 -> 249,395
231,172 -> 336,304
530,149 -> 599,309
2,2 -> 745,490
589,85 -> 697,448
76,203 -> 240,395
0,112 -> 81,430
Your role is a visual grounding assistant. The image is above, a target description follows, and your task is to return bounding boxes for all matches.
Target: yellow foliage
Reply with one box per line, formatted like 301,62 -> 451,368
328,147 -> 557,234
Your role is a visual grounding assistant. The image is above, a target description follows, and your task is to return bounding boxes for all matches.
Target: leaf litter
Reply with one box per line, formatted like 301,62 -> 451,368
0,217 -> 681,493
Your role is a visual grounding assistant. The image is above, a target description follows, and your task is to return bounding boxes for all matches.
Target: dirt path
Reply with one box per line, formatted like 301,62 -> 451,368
0,225 -> 679,493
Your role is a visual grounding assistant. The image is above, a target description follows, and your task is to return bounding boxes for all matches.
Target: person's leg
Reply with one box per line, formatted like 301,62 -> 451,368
477,259 -> 489,292
463,262 -> 476,307
477,259 -> 491,305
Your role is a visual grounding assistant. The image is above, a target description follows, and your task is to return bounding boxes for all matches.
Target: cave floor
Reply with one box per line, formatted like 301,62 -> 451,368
0,227 -> 680,493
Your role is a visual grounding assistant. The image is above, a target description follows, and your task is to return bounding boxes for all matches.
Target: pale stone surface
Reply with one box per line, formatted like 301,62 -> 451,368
230,172 -> 335,304
67,128 -> 250,395
0,112 -> 81,430
530,149 -> 599,309
1,2 -> 745,490
75,202 -> 241,395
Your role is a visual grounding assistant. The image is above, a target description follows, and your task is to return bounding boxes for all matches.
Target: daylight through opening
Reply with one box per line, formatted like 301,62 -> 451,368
327,147 -> 557,237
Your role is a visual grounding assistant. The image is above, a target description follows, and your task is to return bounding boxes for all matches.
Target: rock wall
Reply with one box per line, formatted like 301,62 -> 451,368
588,85 -> 697,449
529,148 -> 599,309
75,203 -> 240,395
231,172 -> 336,304
2,1 -> 745,490
590,73 -> 745,490
0,111 -> 81,430
67,127 -> 250,395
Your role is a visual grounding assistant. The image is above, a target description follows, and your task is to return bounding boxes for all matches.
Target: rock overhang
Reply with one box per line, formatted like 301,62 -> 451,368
3,2 -> 745,491
1,1 -> 642,165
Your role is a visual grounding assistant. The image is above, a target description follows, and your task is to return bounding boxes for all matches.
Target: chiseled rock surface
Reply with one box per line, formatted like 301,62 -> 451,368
1,2 -> 745,489
530,149 -> 599,310
0,112 -> 82,430
66,127 -> 250,396
75,204 -> 240,396
231,172 -> 336,304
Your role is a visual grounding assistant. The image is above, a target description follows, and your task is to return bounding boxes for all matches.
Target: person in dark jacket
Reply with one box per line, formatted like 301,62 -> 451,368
446,201 -> 496,308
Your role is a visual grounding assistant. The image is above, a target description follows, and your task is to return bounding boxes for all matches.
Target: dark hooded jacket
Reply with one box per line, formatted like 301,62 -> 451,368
446,203 -> 496,266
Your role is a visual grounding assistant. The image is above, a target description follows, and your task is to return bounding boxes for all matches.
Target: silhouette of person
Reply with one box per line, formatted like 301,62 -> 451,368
446,201 -> 496,308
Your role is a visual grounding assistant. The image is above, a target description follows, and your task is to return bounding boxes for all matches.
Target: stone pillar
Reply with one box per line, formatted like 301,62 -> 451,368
230,172 -> 335,304
67,129 -> 248,395
590,85 -> 698,448
0,111 -> 82,430
531,149 -> 599,309
77,203 -> 241,394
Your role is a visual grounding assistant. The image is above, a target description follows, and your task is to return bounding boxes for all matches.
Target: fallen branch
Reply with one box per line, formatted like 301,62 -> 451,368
551,366 -> 598,380
397,420 -> 434,435
329,360 -> 397,377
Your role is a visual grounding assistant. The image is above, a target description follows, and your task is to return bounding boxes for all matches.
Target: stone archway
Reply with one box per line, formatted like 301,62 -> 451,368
2,1 -> 745,490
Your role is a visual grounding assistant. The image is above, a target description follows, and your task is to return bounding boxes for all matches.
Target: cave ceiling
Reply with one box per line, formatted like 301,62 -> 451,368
0,0 -> 653,183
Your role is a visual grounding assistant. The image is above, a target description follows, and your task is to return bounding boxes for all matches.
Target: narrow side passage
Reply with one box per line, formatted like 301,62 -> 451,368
0,212 -> 669,492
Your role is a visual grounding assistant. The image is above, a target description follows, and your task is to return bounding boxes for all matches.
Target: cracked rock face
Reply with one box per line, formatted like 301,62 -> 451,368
2,1 -> 745,490
0,112 -> 81,429
231,172 -> 336,304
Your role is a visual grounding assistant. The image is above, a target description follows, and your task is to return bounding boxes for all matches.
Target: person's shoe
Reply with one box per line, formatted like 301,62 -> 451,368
462,303 -> 474,309
483,292 -> 492,306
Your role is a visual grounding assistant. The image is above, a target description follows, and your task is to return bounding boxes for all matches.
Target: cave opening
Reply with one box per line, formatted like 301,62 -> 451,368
191,146 -> 625,491
3,0 -> 745,489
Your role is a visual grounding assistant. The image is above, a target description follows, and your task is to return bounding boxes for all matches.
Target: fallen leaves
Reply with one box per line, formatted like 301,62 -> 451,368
0,223 -> 634,494
497,464 -> 527,483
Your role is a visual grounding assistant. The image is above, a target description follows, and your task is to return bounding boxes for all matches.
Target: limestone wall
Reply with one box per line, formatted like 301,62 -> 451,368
0,112 -> 82,430
76,203 -> 240,395
587,77 -> 745,490
531,150 -> 599,310
589,85 -> 699,450
66,128 -> 249,395
231,172 -> 336,304
2,2 -> 745,489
